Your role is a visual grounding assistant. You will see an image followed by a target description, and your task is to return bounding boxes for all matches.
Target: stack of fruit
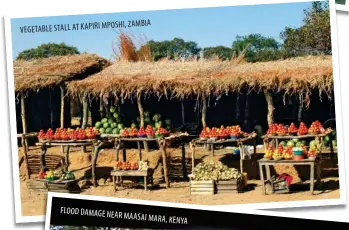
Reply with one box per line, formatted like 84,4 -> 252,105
129,127 -> 138,137
209,127 -> 220,140
308,120 -> 325,135
283,146 -> 293,160
38,129 -> 47,141
121,128 -> 129,137
288,123 -> 298,135
266,124 -> 278,136
199,127 -> 210,140
298,122 -> 308,135
138,112 -> 171,132
137,127 -> 146,138
145,125 -> 155,138
276,124 -> 288,136
155,127 -> 169,138
191,161 -> 242,181
273,144 -> 284,160
229,125 -> 242,138
95,106 -> 124,135
264,145 -> 274,159
308,146 -> 319,159
218,126 -> 229,139
38,128 -> 98,141
114,161 -> 139,170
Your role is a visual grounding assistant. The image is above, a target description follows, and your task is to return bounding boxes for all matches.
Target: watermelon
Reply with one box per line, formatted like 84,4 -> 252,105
280,141 -> 287,147
292,139 -> 299,143
101,118 -> 108,124
108,118 -> 115,124
287,140 -> 295,147
105,128 -> 113,134
103,122 -> 110,129
332,140 -> 337,147
301,140 -> 308,146
296,142 -> 302,147
309,140 -> 316,147
112,128 -> 119,134
110,106 -> 117,113
99,128 -> 106,134
95,121 -> 102,129
144,117 -> 151,124
117,123 -> 124,130
113,112 -> 119,119
324,135 -> 331,142
131,123 -> 137,128
153,114 -> 162,122
111,122 -> 117,128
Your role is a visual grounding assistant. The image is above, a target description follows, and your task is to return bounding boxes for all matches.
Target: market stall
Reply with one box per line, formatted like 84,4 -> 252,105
189,126 -> 257,174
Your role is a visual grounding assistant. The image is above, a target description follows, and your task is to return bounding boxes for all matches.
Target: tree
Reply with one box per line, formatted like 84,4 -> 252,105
280,2 -> 331,56
16,42 -> 80,60
146,38 -> 201,61
231,34 -> 283,62
203,46 -> 233,60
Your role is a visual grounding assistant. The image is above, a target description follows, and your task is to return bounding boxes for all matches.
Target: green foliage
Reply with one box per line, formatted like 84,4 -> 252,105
146,38 -> 201,61
203,46 -> 233,60
280,2 -> 331,57
16,42 -> 80,60
231,34 -> 284,62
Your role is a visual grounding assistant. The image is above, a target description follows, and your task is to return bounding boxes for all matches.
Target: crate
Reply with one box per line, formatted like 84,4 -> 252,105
265,177 -> 289,194
27,179 -> 81,193
216,179 -> 243,194
189,180 -> 215,195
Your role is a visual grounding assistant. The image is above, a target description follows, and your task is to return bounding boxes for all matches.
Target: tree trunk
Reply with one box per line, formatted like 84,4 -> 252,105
181,101 -> 185,125
201,95 -> 207,128
236,94 -> 240,123
264,89 -> 275,127
298,93 -> 303,122
137,94 -> 149,152
82,97 -> 88,152
20,92 -> 27,134
59,85 -> 65,128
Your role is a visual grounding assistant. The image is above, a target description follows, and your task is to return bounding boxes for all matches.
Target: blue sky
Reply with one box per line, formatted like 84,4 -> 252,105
10,1 -> 313,60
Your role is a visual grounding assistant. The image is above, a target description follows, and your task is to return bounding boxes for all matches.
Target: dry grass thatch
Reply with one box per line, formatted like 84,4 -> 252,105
14,54 -> 110,93
67,55 -> 333,100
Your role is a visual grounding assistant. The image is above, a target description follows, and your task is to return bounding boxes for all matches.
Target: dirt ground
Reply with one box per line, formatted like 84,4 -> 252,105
18,143 -> 340,217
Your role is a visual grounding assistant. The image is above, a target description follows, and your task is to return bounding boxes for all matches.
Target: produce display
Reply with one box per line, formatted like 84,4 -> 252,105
37,127 -> 98,141
114,160 -> 149,171
199,125 -> 247,141
95,106 -> 124,135
191,161 -> 242,181
120,125 -> 169,138
265,121 -> 327,137
38,169 -> 75,181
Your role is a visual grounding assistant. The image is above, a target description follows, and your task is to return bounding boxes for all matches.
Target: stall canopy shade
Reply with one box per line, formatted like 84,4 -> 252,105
14,53 -> 110,93
67,55 -> 333,100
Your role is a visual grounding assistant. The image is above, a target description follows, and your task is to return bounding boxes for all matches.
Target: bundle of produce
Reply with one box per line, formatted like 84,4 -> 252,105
298,122 -> 308,135
276,124 -> 287,136
114,161 -> 139,170
218,126 -> 229,139
95,105 -> 124,135
38,128 -> 97,141
199,127 -> 210,140
266,124 -> 278,135
137,127 -> 146,138
273,144 -> 284,160
307,146 -> 319,159
120,128 -> 129,137
228,125 -> 242,138
191,161 -> 242,181
288,123 -> 298,135
145,125 -> 155,138
137,112 -> 172,132
155,127 -> 169,138
283,146 -> 293,160
308,120 -> 325,135
129,127 -> 138,137
264,145 -> 274,159
208,127 -> 219,140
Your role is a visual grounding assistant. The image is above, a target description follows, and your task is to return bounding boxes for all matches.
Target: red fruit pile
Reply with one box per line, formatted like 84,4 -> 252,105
129,127 -> 138,137
37,128 -> 97,141
228,125 -> 242,137
145,125 -> 155,137
85,127 -> 97,139
266,124 -> 278,135
156,127 -> 169,135
121,128 -> 129,137
138,127 -> 146,137
115,161 -> 139,170
288,123 -> 298,134
298,122 -> 308,135
200,127 -> 210,138
276,124 -> 287,135
218,126 -> 229,138
308,120 -> 323,134
209,127 -> 220,138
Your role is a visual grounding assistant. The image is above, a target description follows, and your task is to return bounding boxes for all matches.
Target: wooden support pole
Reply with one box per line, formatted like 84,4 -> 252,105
137,93 -> 149,152
60,85 -> 65,153
159,139 -> 170,188
20,92 -> 27,135
201,95 -> 207,128
264,90 -> 275,127
298,93 -> 303,122
82,97 -> 88,152
181,101 -> 185,125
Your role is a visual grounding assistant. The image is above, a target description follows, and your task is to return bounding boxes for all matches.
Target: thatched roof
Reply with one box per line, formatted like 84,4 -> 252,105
14,54 -> 110,93
67,55 -> 333,100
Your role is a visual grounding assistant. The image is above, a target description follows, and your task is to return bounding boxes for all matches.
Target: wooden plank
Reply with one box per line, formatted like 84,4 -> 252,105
190,192 -> 214,195
216,180 -> 238,185
111,170 -> 148,177
190,188 -> 214,192
190,180 -> 214,185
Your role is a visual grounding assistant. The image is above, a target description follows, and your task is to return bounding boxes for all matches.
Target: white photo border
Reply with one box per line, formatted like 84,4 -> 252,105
4,0 -> 346,224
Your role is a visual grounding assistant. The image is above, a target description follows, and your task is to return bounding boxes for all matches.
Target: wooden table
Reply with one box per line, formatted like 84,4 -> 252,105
111,169 -> 153,191
258,158 -> 321,195
36,139 -> 97,171
189,133 -> 257,174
